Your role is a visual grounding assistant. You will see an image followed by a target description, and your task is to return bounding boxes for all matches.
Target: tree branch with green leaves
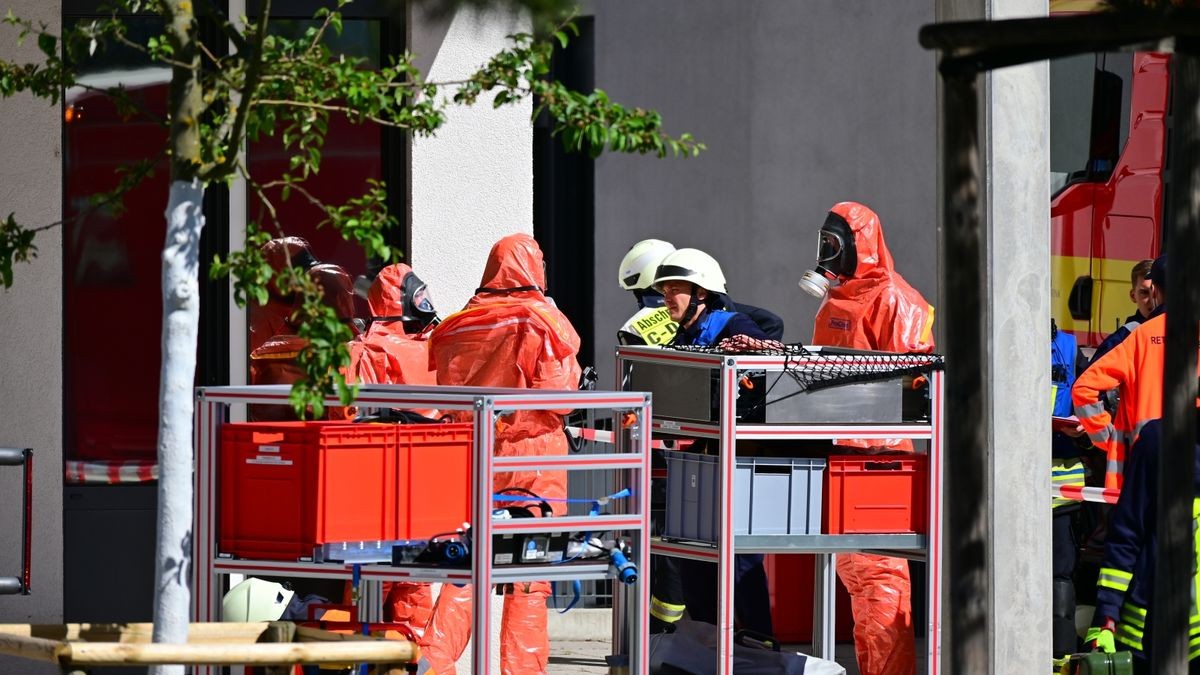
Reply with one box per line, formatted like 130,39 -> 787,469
0,0 -> 704,418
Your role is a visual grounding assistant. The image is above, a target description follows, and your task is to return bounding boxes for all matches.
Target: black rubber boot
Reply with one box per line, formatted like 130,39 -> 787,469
1053,579 -> 1078,658
649,616 -> 676,635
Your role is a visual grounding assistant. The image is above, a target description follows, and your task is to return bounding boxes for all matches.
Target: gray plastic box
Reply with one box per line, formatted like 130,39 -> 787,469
663,450 -> 825,544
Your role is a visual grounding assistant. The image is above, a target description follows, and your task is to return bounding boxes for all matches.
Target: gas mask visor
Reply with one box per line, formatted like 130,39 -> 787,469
400,271 -> 439,330
799,212 -> 857,298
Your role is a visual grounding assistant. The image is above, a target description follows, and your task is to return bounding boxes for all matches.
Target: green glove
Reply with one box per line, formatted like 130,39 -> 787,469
1085,624 -> 1116,654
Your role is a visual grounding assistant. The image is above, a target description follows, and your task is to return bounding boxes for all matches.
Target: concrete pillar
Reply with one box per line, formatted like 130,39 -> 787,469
408,5 -> 533,313
935,1 -> 1051,673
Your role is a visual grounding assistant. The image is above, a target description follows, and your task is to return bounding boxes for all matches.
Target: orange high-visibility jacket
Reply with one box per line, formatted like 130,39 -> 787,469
1072,312 -> 1197,489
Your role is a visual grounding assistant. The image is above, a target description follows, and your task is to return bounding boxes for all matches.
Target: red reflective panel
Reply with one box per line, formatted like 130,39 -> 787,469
246,19 -> 384,336
63,18 -> 171,461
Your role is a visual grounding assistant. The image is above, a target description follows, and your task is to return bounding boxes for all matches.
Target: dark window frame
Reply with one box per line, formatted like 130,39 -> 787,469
243,1 -> 408,263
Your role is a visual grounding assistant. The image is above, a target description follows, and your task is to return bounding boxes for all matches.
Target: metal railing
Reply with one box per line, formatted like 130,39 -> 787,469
0,447 -> 32,595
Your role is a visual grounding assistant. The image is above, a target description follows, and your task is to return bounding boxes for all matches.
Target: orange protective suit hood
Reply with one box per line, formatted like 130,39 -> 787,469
430,232 -> 581,414
368,263 -> 438,330
833,201 -> 892,282
347,263 -> 437,392
475,232 -> 548,296
310,263 -> 359,335
262,236 -> 318,299
812,201 -> 934,354
436,233 -> 580,368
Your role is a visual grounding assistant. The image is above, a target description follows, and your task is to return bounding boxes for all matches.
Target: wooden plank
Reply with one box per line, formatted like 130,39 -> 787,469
293,624 -> 394,643
0,622 -> 271,644
60,640 -> 417,666
0,630 -> 63,664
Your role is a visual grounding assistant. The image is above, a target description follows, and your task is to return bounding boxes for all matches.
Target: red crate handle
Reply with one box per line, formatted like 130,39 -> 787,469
864,460 -> 903,471
250,431 -> 287,444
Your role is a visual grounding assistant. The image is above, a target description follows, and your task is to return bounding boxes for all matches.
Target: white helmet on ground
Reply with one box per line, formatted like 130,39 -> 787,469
652,248 -> 727,295
618,239 -> 676,291
222,577 -> 295,622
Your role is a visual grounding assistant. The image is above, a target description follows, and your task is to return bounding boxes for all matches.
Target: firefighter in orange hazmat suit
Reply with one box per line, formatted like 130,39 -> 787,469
347,263 -> 439,394
799,201 -> 935,675
248,247 -> 359,421
420,233 -> 581,675
344,263 -> 440,635
249,236 -> 323,352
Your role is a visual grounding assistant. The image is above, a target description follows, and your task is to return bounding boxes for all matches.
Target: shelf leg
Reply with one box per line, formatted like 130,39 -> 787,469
813,552 -> 837,661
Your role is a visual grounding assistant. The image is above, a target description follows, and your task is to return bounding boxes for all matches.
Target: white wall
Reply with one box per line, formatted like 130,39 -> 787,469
0,1 -> 65,671
408,5 -> 533,314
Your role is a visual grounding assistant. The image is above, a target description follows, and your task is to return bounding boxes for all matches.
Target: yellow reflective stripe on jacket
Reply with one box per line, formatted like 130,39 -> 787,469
1099,567 -> 1132,592
1116,599 -> 1146,651
1194,497 -> 1200,626
1119,607 -> 1145,630
650,595 -> 685,623
1051,459 -> 1086,508
1116,626 -> 1144,652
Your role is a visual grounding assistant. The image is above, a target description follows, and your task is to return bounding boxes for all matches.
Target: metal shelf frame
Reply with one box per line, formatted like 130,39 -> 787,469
617,345 -> 944,675
193,383 -> 653,675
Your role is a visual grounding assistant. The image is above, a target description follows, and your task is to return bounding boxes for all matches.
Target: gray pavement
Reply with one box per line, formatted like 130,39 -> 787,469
448,605 -> 930,673
546,639 -> 868,675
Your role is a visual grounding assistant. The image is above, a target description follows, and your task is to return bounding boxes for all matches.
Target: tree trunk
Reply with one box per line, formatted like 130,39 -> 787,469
151,179 -> 205,675
152,1 -> 204,673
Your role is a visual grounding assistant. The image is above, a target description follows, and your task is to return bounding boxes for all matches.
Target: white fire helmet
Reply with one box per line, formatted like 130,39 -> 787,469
618,239 -> 676,291
222,577 -> 295,622
652,248 -> 727,295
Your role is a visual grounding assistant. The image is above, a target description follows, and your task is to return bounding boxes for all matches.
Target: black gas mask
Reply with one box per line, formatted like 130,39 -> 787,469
360,268 -> 440,333
397,271 -> 439,331
798,212 -> 858,298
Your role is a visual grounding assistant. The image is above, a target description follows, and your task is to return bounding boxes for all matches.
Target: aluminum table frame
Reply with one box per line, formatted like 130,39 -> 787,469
617,345 -> 944,675
193,383 -> 653,675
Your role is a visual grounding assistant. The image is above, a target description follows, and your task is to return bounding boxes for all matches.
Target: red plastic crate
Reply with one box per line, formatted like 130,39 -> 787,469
824,454 -> 928,534
395,423 -> 473,540
219,422 -> 398,560
765,554 -> 854,643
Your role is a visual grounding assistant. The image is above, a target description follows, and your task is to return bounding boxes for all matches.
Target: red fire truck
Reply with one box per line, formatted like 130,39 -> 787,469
1050,2 -> 1169,346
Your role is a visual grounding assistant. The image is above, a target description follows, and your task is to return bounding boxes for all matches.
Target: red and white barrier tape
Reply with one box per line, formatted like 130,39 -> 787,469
1052,484 -> 1120,505
64,460 -> 158,485
64,430 -> 673,484
566,426 -> 683,450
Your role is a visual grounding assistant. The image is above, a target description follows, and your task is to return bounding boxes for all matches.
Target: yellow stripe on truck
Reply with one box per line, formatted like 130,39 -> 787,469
1051,254 -> 1092,336
1050,0 -> 1105,11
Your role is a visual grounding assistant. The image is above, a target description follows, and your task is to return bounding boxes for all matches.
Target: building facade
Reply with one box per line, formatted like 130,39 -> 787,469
0,1 -> 965,673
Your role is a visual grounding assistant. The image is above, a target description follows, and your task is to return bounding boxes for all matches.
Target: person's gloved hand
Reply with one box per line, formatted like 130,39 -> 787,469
1085,617 -> 1117,653
716,334 -> 784,353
